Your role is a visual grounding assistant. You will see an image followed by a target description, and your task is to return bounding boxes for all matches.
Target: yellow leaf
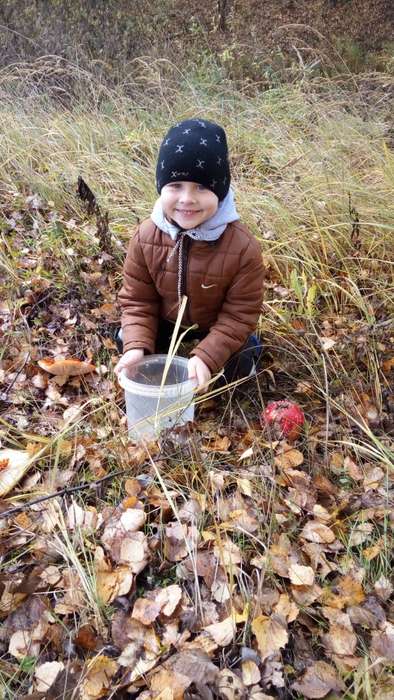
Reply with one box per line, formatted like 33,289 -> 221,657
251,614 -> 288,661
242,660 -> 261,686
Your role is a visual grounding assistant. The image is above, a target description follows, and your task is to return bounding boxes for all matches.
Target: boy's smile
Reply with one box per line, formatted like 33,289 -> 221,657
161,181 -> 219,229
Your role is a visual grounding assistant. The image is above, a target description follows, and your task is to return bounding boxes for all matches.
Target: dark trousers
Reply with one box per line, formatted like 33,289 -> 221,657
116,320 -> 263,384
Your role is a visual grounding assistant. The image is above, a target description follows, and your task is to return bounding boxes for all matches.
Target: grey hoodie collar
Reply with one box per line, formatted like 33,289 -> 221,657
150,187 -> 239,242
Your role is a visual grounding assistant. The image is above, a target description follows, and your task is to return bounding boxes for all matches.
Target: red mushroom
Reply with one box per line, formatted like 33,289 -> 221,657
260,400 -> 305,442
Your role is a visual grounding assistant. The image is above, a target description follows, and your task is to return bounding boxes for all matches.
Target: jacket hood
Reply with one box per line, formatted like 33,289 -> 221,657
150,187 -> 239,242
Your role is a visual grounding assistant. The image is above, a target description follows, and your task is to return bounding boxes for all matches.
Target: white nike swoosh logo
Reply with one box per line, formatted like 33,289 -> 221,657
201,283 -> 217,289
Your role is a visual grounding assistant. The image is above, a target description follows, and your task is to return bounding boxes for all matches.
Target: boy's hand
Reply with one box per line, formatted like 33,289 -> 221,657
114,349 -> 144,377
188,356 -> 211,392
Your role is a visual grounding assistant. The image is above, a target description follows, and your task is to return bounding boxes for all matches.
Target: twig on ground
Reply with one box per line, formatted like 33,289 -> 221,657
0,469 -> 125,519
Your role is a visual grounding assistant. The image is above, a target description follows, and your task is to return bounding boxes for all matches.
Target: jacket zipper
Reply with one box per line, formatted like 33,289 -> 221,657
180,236 -> 191,321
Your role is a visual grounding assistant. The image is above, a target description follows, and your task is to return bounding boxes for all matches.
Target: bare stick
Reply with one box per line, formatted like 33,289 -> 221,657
0,470 -> 125,519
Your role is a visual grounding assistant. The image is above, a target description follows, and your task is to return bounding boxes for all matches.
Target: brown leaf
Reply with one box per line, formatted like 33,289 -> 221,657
323,610 -> 357,657
202,435 -> 231,453
164,522 -> 199,562
150,668 -> 191,700
382,357 -> 394,374
274,593 -> 299,623
251,614 -> 288,662
75,624 -> 102,652
124,478 -> 142,497
82,655 -> 118,699
362,538 -> 384,561
291,583 -> 322,606
370,622 -> 394,664
162,649 -> 218,687
94,547 -> 133,604
323,572 -> 365,609
132,597 -> 162,626
344,456 -> 363,481
274,447 -> 304,469
300,521 -> 336,544
267,534 -> 291,577
363,466 -> 385,490
292,660 -> 345,698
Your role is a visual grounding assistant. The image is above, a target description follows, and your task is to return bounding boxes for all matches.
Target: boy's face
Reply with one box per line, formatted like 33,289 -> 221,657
161,181 -> 219,229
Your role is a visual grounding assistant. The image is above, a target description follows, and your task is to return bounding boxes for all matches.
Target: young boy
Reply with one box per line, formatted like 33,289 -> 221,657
115,118 -> 264,390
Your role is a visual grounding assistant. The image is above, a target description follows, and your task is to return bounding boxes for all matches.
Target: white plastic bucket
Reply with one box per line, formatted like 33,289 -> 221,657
118,354 -> 196,439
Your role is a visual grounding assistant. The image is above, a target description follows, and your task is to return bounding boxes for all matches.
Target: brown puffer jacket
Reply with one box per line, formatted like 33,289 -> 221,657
118,218 -> 264,373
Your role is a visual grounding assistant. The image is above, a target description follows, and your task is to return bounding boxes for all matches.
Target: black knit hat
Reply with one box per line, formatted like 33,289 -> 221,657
156,118 -> 231,201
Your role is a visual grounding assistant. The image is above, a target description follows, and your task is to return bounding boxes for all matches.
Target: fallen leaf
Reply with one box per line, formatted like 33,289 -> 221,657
119,532 -> 149,572
363,466 -> 385,490
344,456 -> 363,481
94,547 -> 133,604
291,583 -> 323,606
242,660 -> 261,686
82,655 -> 118,699
292,660 -> 345,698
274,593 -> 299,623
216,668 -> 246,700
323,610 -> 357,657
149,668 -> 191,700
288,564 -> 315,586
132,597 -> 162,626
323,573 -> 365,609
348,522 -> 373,547
34,661 -> 65,693
75,624 -> 102,652
370,622 -> 394,665
158,649 -> 218,688
202,435 -> 231,453
374,576 -> 393,602
251,614 -> 288,662
204,616 -> 236,646
214,538 -> 242,568
320,337 -> 336,351
66,501 -> 102,531
274,447 -> 304,469
300,521 -> 336,544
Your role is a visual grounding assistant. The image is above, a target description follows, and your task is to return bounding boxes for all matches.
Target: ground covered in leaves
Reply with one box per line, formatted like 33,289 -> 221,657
0,71 -> 394,699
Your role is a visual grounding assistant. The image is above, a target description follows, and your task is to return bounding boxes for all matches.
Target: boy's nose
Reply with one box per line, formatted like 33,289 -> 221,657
179,186 -> 196,202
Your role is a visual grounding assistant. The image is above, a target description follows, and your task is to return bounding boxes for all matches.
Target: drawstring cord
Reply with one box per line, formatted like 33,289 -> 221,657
167,232 -> 185,308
